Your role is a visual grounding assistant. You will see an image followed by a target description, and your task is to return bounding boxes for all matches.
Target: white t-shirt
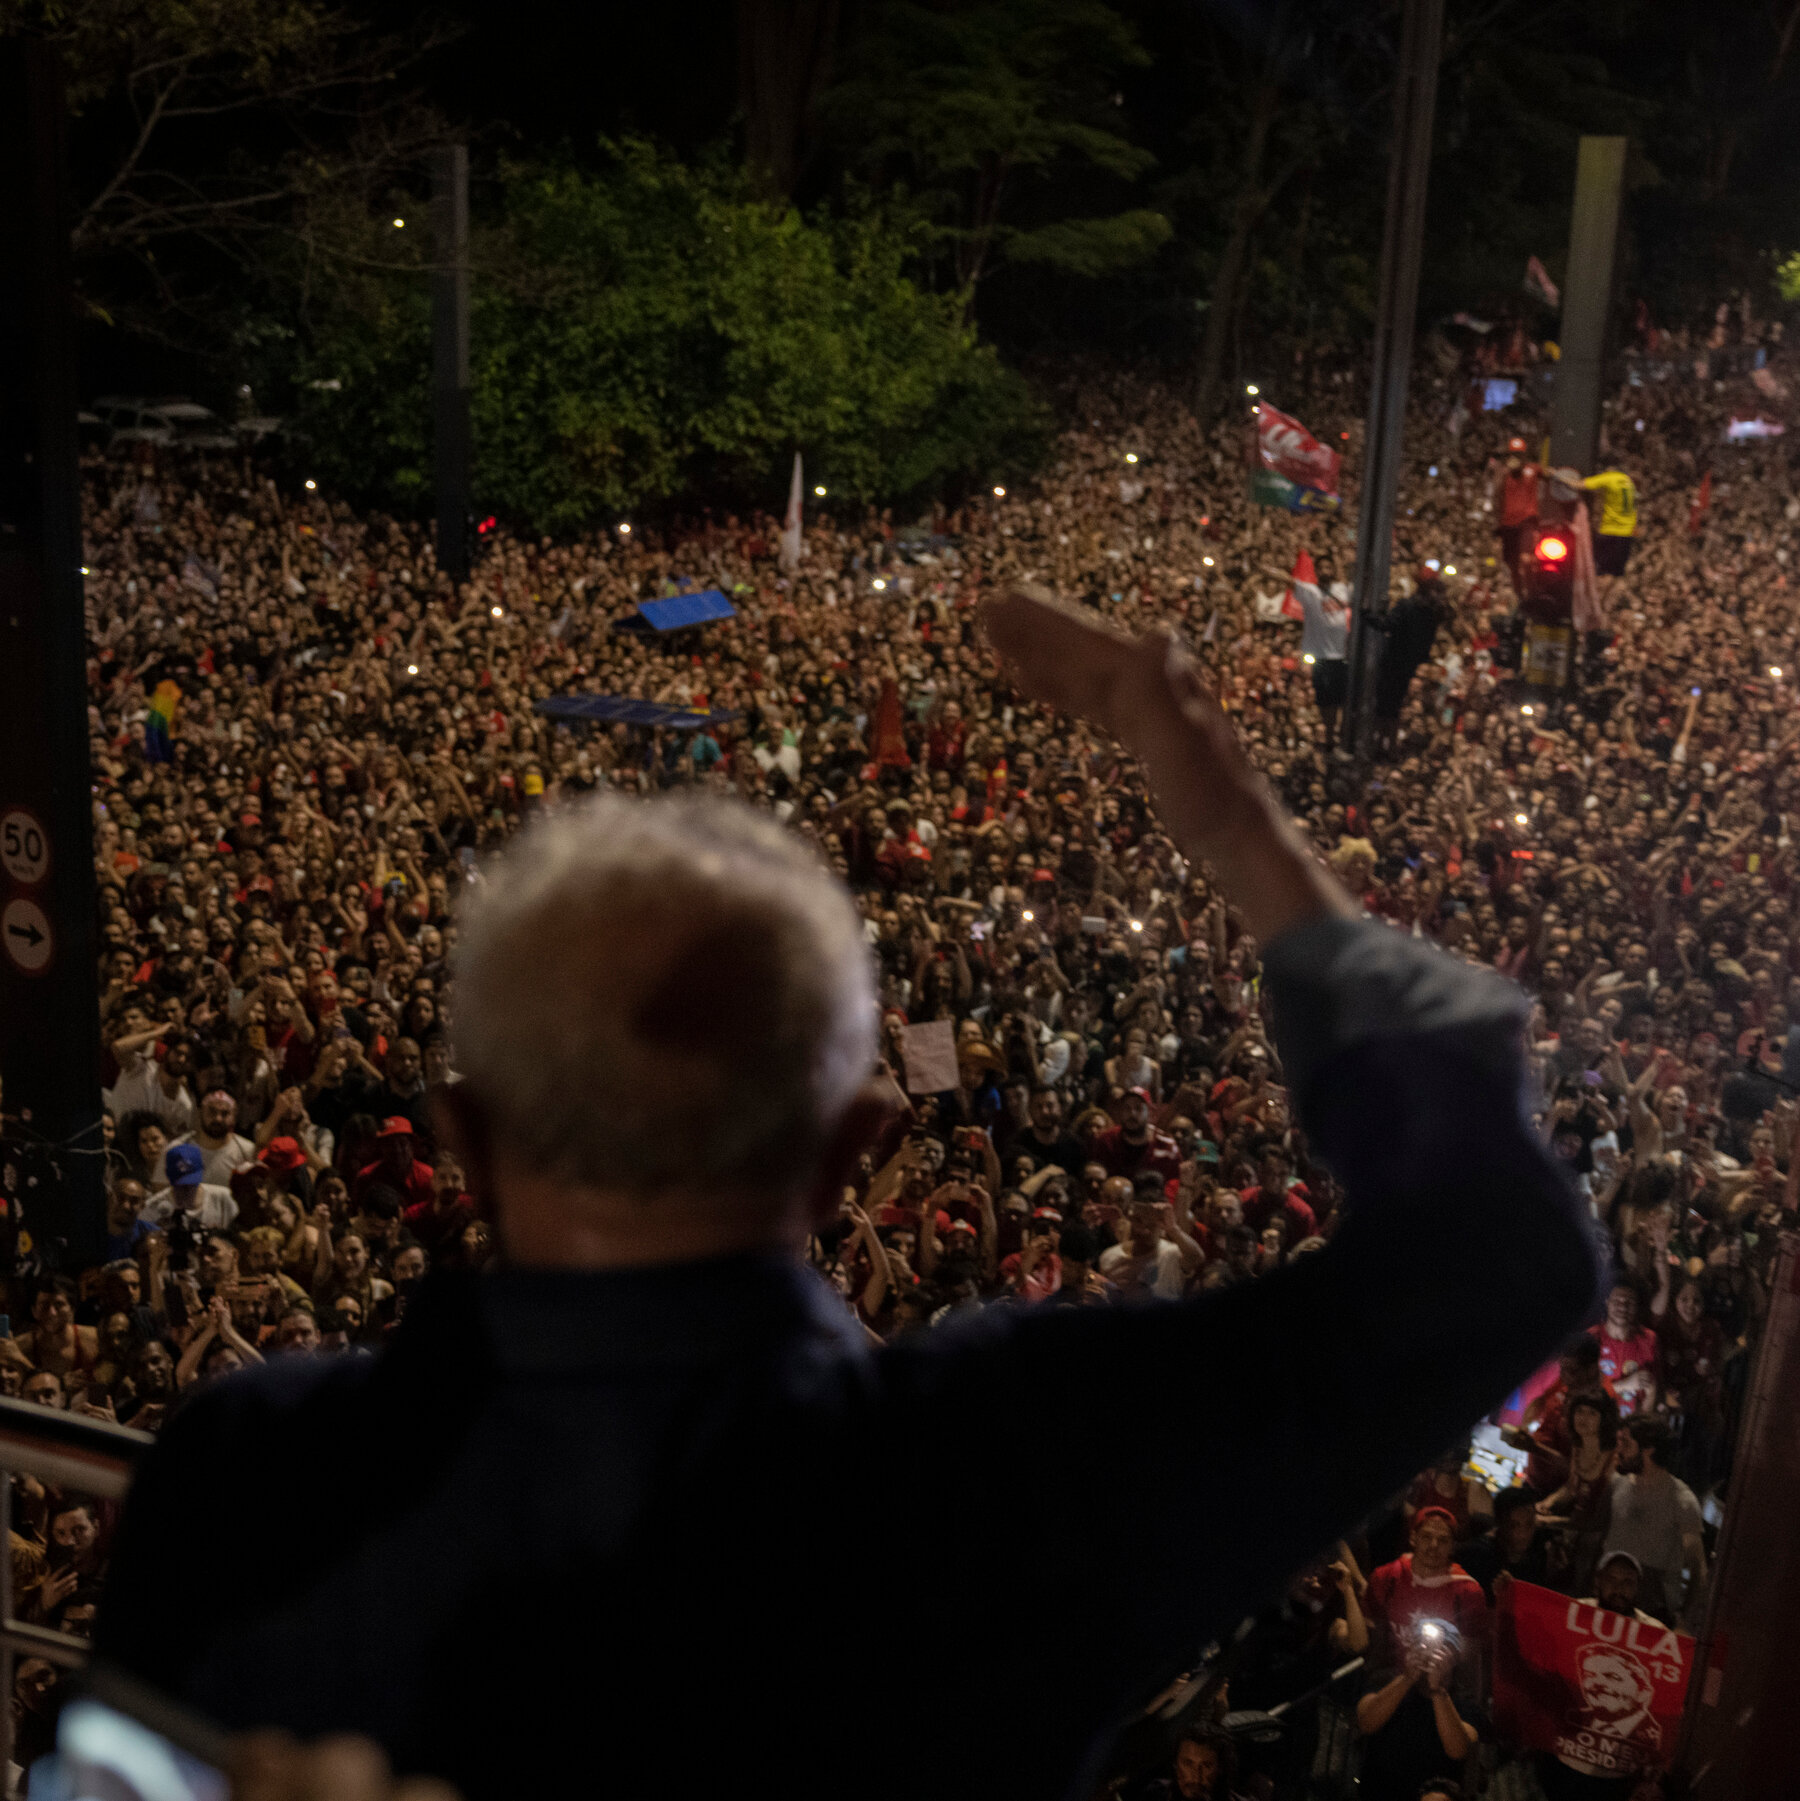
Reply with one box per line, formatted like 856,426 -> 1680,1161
173,1131 -> 257,1188
1099,1239 -> 1186,1300
107,1054 -> 196,1136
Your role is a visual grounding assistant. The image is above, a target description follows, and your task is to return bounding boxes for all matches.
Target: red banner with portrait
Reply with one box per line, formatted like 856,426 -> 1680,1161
1492,1581 -> 1694,1778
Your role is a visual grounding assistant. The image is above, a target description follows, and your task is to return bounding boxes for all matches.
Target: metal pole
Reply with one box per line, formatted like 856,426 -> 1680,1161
432,142 -> 471,585
0,42 -> 106,1270
1341,0 -> 1444,755
1549,136 -> 1627,476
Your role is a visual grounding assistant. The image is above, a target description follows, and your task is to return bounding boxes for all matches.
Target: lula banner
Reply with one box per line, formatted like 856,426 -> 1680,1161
1254,403 -> 1342,499
1492,1581 -> 1694,1779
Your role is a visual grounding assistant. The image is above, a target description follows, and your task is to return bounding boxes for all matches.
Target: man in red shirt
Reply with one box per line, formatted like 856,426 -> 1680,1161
352,1116 -> 435,1213
998,1207 -> 1063,1302
402,1151 -> 479,1258
1492,438 -> 1541,596
1238,1144 -> 1317,1247
1364,1508 -> 1488,1663
1094,1090 -> 1182,1185
1591,1277 -> 1659,1415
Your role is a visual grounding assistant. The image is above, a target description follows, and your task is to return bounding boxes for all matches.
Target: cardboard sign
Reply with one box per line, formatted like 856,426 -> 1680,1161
899,1020 -> 959,1096
1492,1581 -> 1693,1778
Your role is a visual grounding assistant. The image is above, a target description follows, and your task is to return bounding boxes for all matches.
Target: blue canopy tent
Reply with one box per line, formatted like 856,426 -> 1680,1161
613,588 -> 736,633
534,695 -> 737,731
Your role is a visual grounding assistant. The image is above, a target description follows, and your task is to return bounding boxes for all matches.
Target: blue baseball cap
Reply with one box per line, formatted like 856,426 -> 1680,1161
164,1142 -> 205,1188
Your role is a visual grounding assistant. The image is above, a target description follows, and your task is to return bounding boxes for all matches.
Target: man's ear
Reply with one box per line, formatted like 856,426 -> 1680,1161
803,1077 -> 903,1233
431,1084 -> 495,1207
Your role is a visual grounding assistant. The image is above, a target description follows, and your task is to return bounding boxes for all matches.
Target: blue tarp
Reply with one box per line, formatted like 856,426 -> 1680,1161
535,694 -> 737,731
615,588 -> 736,632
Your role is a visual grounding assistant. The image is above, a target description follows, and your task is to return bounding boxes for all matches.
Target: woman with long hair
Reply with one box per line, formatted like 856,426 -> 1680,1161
1537,1388 -> 1619,1592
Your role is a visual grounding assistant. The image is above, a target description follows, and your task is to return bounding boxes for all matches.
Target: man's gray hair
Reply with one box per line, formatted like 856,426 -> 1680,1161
452,794 -> 878,1197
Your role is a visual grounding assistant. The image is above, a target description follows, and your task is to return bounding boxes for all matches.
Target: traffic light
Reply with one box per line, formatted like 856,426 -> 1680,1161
1519,521 -> 1574,622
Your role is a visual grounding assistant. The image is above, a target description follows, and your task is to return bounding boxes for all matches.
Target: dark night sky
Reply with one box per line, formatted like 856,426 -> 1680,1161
408,0 -> 740,158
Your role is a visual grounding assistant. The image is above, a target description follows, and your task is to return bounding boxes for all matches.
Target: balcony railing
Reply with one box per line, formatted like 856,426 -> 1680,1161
0,1397 -> 151,1775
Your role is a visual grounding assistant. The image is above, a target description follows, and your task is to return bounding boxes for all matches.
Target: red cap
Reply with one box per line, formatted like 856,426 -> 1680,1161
376,1115 -> 415,1140
258,1136 -> 307,1175
1030,1206 -> 1063,1223
1413,1505 -> 1458,1534
946,1218 -> 977,1236
1127,1085 -> 1154,1102
1507,436 -> 1529,454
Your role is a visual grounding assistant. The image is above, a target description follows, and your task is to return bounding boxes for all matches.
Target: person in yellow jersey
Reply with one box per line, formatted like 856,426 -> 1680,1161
1582,462 -> 1638,603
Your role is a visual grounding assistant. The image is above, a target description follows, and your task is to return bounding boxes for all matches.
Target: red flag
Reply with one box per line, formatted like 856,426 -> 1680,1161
1282,550 -> 1315,621
871,677 -> 911,770
1492,1581 -> 1693,1779
1688,471 -> 1713,537
1256,405 -> 1341,496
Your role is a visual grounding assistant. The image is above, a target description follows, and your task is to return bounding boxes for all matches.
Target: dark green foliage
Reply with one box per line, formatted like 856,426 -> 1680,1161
285,146 -> 1048,532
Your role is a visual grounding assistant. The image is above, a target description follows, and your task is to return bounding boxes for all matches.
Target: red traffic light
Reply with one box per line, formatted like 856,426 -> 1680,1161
1536,533 -> 1570,564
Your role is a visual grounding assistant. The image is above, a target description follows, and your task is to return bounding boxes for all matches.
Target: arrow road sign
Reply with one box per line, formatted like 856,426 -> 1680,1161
2,896 -> 52,974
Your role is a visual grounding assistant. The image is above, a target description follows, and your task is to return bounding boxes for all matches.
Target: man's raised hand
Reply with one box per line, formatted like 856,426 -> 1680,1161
981,585 -> 1352,943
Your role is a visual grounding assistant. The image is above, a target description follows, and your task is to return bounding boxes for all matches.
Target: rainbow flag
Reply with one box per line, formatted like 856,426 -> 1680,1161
145,680 -> 180,763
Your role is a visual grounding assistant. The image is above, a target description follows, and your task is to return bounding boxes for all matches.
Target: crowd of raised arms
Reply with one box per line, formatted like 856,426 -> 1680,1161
0,299 -> 1793,1797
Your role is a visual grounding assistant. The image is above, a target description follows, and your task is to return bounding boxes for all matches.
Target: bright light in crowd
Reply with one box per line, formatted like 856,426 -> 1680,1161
1203,556 -> 1215,567
1428,465 -> 1439,477
407,663 -> 419,675
1128,919 -> 1144,932
1515,813 -> 1528,826
1022,909 -> 1034,922
491,605 -> 503,618
304,478 -> 316,490
813,484 -> 826,496
1425,558 -> 1440,571
872,578 -> 887,591
1245,384 -> 1260,397
993,485 -> 1006,497
618,522 -> 631,535
1124,453 -> 1139,464
80,566 -> 89,575
392,218 -> 405,229
1445,564 -> 1457,575
1772,666 -> 1784,679
1521,704 -> 1534,716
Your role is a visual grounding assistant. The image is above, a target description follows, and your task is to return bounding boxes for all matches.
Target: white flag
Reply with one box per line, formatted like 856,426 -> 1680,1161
779,451 -> 804,573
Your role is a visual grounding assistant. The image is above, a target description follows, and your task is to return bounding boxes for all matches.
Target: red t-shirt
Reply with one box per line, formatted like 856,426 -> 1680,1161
1000,1250 -> 1062,1303
1499,468 -> 1540,528
353,1156 -> 434,1213
1238,1183 -> 1317,1246
1591,1322 -> 1659,1411
1365,1553 -> 1489,1653
1094,1126 -> 1182,1184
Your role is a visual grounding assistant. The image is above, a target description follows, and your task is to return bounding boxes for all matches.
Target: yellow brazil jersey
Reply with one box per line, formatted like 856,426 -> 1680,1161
1582,469 -> 1637,538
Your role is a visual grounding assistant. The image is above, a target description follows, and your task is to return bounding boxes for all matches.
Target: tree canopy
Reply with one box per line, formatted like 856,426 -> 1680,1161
13,0 -> 1796,508
281,144 -> 1047,532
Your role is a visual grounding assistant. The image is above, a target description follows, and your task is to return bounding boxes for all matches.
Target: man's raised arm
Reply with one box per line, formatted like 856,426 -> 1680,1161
912,589 -> 1608,1690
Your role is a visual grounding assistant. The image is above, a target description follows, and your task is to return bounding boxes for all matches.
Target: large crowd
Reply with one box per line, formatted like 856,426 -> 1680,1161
0,296 -> 1794,1798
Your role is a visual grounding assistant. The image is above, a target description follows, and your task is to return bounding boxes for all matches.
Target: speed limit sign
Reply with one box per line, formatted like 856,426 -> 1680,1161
0,809 -> 50,887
